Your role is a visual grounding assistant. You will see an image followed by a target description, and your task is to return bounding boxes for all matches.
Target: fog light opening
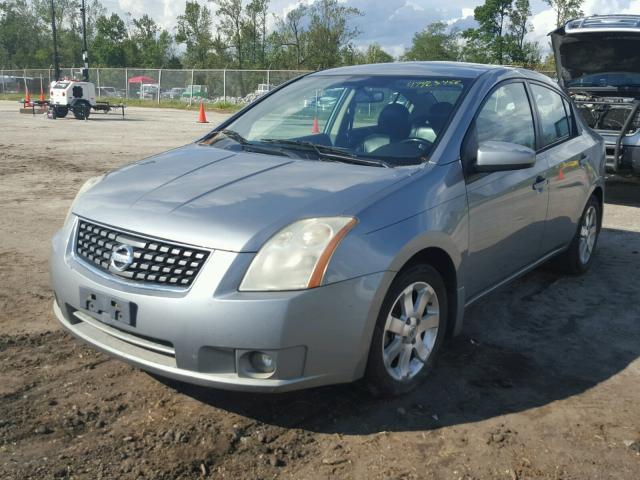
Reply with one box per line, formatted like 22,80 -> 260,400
250,351 -> 275,373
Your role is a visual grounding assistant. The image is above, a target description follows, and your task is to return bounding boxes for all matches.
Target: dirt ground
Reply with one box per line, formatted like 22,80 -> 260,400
1,100 -> 639,480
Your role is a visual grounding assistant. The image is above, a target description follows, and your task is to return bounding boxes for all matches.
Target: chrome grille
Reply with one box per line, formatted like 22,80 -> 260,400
75,220 -> 210,287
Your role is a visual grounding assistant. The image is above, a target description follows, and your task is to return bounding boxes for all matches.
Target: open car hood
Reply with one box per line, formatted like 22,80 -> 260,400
550,26 -> 640,91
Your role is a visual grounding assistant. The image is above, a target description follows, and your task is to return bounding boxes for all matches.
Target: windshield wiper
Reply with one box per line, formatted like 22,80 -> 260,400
218,129 -> 250,145
259,139 -> 391,168
203,129 -> 296,158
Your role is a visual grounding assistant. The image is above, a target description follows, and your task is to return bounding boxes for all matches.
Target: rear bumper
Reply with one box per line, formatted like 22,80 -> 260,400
50,218 -> 389,392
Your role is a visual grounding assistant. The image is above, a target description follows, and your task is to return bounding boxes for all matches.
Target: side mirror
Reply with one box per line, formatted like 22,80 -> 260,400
475,141 -> 536,172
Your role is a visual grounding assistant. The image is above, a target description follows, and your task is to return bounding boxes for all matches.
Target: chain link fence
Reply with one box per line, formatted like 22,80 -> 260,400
0,67 -> 309,105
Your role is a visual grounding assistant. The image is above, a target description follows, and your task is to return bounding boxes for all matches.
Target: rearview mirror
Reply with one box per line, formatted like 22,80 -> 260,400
475,141 -> 536,172
355,90 -> 385,103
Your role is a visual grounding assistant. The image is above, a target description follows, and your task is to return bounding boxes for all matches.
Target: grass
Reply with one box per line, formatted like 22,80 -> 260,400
123,98 -> 244,113
1,93 -> 29,102
0,93 -> 244,113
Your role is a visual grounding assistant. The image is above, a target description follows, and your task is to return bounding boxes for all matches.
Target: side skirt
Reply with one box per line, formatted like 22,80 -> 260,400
464,246 -> 567,309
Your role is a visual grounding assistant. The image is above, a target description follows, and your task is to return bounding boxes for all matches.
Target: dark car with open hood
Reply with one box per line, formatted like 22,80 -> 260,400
551,15 -> 640,178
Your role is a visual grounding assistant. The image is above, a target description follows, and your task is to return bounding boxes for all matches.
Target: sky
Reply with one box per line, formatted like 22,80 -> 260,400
102,0 -> 640,57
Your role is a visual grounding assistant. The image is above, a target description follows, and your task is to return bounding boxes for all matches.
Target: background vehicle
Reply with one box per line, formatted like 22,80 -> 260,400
49,79 -> 96,119
243,83 -> 274,103
161,87 -> 185,100
49,79 -> 125,119
97,86 -> 117,97
50,63 -> 605,395
139,83 -> 159,100
551,15 -> 640,178
181,84 -> 208,101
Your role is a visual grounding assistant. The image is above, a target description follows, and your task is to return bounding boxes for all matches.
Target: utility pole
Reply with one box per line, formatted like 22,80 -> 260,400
80,0 -> 89,81
50,0 -> 60,81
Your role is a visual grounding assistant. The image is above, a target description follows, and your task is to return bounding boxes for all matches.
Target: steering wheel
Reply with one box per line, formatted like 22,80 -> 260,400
400,138 -> 433,151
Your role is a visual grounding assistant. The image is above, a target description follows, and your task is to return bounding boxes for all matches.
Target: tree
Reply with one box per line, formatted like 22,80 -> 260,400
461,0 -> 540,66
245,0 -> 268,66
543,0 -> 583,28
0,0 -> 45,67
305,0 -> 362,69
92,13 -> 128,67
403,22 -> 460,61
506,0 -> 540,66
472,0 -> 513,64
275,5 -> 308,69
361,44 -> 394,64
211,0 -> 244,68
344,43 -> 394,65
175,1 -> 215,68
131,14 -> 172,67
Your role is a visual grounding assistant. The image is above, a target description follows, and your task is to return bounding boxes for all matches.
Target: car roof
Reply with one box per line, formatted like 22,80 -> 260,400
310,61 -> 554,84
555,15 -> 640,34
313,61 -> 501,79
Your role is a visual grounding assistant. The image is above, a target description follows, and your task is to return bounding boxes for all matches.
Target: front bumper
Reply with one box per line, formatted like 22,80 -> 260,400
50,218 -> 388,392
600,132 -> 640,176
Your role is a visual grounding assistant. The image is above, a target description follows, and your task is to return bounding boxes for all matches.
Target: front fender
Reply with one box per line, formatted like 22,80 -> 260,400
325,193 -> 468,286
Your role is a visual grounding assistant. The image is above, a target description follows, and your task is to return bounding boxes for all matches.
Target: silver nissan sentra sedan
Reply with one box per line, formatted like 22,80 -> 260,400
50,62 -> 605,395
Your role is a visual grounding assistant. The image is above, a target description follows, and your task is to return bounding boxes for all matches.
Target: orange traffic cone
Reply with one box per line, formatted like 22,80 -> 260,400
197,101 -> 209,123
39,86 -> 45,103
25,87 -> 31,106
312,117 -> 320,134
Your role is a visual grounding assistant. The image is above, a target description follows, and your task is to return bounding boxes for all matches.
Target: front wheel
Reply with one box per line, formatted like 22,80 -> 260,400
365,264 -> 448,397
53,106 -> 68,118
555,195 -> 601,274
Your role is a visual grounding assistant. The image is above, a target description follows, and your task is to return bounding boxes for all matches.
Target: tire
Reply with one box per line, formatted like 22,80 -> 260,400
73,101 -> 91,120
53,106 -> 68,118
364,264 -> 448,397
555,195 -> 601,274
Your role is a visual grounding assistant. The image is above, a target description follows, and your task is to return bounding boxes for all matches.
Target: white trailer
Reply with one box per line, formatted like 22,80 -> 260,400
49,79 -> 125,119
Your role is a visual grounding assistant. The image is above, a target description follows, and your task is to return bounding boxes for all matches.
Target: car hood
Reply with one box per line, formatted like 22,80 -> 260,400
73,144 -> 413,252
550,27 -> 640,91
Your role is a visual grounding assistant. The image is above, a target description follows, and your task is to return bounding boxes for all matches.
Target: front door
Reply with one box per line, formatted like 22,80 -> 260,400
464,81 -> 549,299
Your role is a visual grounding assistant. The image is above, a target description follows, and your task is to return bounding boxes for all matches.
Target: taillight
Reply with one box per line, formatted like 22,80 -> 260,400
62,92 -> 65,96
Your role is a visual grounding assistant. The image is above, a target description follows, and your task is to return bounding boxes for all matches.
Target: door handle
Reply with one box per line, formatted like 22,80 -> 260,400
532,175 -> 547,192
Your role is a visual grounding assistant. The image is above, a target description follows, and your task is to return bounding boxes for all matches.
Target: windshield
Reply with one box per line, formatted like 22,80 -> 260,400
567,71 -> 640,88
202,74 -> 470,167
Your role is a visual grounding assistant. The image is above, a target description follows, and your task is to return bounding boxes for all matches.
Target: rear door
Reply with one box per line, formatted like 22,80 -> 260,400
528,82 -> 592,253
464,81 -> 550,299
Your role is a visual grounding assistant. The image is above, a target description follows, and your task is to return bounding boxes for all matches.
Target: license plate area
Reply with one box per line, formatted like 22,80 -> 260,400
79,287 -> 137,327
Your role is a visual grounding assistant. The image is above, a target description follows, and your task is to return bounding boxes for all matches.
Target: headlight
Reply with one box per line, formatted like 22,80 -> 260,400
64,174 -> 105,226
240,217 -> 357,291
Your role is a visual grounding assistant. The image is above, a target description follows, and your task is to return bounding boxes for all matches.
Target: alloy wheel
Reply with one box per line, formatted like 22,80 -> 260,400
382,281 -> 440,381
579,205 -> 598,264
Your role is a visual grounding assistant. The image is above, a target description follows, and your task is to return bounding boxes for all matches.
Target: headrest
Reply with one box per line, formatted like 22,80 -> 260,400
378,103 -> 411,140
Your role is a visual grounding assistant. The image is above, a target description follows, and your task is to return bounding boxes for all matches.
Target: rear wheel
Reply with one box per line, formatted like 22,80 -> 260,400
365,264 -> 447,396
73,101 -> 91,120
555,195 -> 601,274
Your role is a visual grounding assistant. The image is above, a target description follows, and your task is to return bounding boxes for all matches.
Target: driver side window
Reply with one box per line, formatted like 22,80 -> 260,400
476,82 -> 536,150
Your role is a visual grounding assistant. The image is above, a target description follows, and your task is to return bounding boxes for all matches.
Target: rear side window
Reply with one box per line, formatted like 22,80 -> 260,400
531,84 -> 571,147
476,82 -> 536,149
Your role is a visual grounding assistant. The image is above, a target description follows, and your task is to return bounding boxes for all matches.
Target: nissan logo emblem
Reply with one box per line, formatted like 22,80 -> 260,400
110,244 -> 134,271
